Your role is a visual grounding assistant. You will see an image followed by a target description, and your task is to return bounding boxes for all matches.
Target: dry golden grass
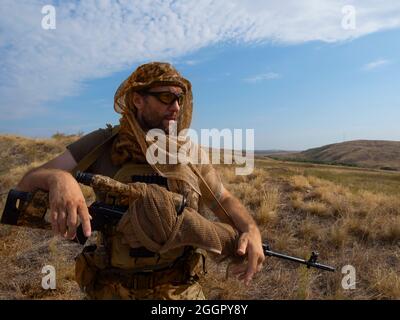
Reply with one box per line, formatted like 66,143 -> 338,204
290,175 -> 312,191
256,184 -> 280,226
0,227 -> 84,299
202,159 -> 400,300
369,269 -> 400,299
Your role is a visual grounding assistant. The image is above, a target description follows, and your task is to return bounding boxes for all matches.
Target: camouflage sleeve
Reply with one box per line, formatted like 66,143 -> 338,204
66,126 -> 112,163
199,164 -> 223,210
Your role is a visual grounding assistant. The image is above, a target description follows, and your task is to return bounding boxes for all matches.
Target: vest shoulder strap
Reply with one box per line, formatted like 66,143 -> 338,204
71,125 -> 120,177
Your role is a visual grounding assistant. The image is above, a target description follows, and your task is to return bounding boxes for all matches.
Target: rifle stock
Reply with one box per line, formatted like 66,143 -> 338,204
0,188 -> 128,245
1,189 -> 50,229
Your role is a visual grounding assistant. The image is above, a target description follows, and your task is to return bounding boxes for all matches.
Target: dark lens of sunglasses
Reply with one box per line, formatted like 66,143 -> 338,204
157,92 -> 184,105
158,92 -> 175,104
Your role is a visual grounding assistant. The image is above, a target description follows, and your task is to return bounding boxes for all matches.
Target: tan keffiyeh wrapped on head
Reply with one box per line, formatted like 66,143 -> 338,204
111,62 -> 201,195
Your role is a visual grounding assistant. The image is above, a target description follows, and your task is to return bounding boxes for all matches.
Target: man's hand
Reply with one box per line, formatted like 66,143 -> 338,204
211,186 -> 266,285
48,171 -> 92,239
231,226 -> 265,285
15,150 -> 91,239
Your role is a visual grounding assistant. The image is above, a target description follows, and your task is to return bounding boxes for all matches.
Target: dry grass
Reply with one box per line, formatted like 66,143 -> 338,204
203,159 -> 400,300
0,227 -> 84,299
256,185 -> 280,226
369,269 -> 400,299
290,175 -> 312,191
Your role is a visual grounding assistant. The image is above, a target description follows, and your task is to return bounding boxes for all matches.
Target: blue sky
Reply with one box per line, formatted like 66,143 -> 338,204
1,1 -> 400,150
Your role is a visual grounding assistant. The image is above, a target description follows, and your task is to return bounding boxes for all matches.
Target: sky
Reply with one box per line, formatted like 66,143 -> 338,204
0,0 -> 400,150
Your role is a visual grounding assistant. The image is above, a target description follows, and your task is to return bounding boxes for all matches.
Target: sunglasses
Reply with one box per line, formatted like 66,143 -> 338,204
140,90 -> 185,106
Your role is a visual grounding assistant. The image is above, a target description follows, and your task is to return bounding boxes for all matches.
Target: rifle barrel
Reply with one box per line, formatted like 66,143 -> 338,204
263,246 -> 335,272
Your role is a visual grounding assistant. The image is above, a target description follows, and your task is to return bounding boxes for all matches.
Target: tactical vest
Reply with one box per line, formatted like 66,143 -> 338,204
99,161 -> 201,271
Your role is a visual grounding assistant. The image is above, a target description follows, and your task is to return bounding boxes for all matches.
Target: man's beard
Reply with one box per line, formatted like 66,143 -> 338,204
137,112 -> 171,133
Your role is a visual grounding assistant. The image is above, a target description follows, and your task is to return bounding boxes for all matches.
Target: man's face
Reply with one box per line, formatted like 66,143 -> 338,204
133,85 -> 183,133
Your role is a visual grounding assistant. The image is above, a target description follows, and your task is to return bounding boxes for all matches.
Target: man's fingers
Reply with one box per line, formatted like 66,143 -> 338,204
243,246 -> 259,285
230,255 -> 264,284
257,254 -> 265,271
230,263 -> 247,275
57,210 -> 67,237
66,205 -> 78,240
78,204 -> 92,238
237,236 -> 249,256
256,261 -> 263,272
50,209 -> 59,235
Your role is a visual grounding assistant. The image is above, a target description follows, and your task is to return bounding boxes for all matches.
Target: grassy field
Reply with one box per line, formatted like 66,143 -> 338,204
0,135 -> 399,299
202,159 -> 400,299
257,158 -> 400,195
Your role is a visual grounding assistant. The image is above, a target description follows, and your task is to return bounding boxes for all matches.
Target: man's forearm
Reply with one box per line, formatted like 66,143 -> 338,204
16,168 -> 69,192
215,192 -> 259,234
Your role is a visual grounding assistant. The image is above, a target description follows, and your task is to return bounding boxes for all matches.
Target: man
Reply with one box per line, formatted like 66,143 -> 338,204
16,62 -> 265,299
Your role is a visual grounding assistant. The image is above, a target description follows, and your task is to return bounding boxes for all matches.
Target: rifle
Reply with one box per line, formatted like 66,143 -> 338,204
1,172 -> 335,272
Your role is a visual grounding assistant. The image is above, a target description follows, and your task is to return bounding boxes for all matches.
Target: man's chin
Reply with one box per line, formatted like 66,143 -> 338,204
164,119 -> 177,134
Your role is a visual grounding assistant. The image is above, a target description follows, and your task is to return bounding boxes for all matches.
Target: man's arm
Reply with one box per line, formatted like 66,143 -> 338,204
17,150 -> 77,191
16,150 -> 91,239
211,185 -> 265,285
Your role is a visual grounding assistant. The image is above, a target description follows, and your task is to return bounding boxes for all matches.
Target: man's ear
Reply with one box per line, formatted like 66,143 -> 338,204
132,92 -> 145,111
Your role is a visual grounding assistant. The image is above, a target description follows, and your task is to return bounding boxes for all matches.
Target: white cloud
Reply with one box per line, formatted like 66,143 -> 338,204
1,0 -> 400,119
181,60 -> 201,66
362,58 -> 391,71
244,72 -> 281,83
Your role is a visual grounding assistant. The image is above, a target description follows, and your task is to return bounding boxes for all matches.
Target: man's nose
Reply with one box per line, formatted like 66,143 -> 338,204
169,99 -> 180,113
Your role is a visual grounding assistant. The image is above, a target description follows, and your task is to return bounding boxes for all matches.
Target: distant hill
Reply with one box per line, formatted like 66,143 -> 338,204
272,140 -> 400,171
